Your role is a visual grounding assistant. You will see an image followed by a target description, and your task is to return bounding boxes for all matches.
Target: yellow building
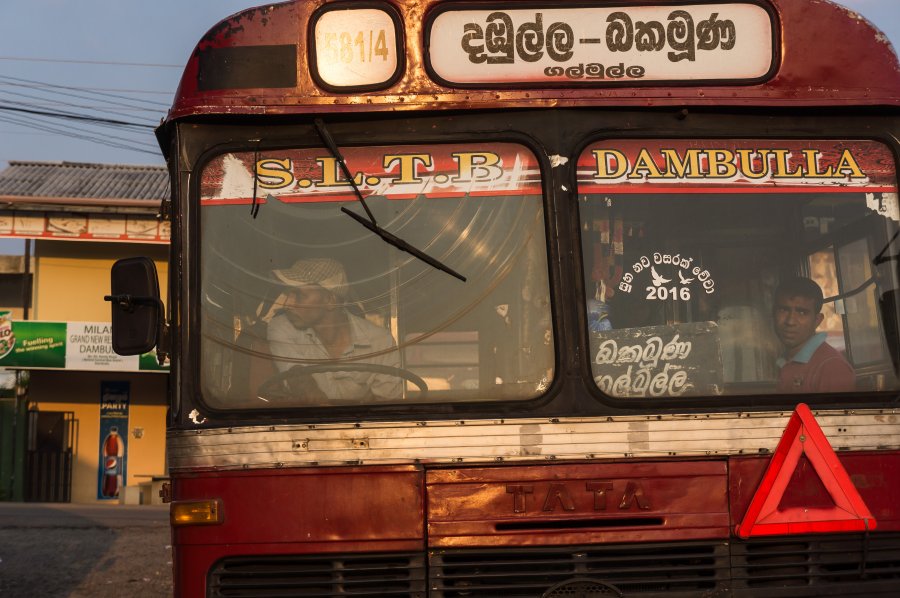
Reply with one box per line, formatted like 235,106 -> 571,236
0,161 -> 169,504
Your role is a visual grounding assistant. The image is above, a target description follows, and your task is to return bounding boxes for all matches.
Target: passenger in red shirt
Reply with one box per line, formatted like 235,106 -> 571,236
773,277 -> 855,393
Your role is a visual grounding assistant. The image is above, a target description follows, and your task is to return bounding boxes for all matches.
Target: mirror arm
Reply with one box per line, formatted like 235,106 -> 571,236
104,293 -> 163,313
156,320 -> 170,367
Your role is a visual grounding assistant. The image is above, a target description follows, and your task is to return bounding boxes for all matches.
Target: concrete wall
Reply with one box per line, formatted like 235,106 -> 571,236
32,240 -> 168,321
26,240 -> 170,503
27,370 -> 167,503
0,254 -> 31,320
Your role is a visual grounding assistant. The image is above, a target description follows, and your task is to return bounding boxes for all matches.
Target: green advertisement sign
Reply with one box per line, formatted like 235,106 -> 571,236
0,317 -> 167,373
0,320 -> 66,368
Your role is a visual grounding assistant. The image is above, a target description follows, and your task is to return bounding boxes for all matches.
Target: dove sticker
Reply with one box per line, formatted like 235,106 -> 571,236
649,266 -> 670,288
617,253 -> 716,301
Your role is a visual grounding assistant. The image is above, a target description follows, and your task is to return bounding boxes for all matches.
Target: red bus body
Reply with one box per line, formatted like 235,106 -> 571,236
145,1 -> 900,596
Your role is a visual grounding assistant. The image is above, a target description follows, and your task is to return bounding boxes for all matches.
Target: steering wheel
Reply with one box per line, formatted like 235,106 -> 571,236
258,362 -> 428,400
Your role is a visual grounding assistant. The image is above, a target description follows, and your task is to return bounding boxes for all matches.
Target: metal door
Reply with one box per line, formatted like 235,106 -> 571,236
25,410 -> 75,502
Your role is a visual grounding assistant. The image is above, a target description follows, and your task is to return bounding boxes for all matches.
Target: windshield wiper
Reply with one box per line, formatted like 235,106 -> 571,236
313,118 -> 466,282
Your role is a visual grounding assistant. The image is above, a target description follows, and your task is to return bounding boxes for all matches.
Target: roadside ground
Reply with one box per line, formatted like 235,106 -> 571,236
0,503 -> 171,597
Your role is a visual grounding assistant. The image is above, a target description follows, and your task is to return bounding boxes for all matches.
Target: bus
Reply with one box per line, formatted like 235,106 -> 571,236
107,0 -> 900,596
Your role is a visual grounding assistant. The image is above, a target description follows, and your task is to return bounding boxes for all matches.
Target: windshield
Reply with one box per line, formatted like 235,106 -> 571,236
578,139 -> 900,399
198,142 -> 554,409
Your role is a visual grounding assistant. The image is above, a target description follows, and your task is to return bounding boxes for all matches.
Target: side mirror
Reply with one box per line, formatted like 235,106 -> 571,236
105,257 -> 162,355
880,289 -> 899,376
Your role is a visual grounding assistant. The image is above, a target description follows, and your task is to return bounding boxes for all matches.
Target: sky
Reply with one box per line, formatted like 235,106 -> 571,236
0,1 -> 251,169
0,0 -> 897,171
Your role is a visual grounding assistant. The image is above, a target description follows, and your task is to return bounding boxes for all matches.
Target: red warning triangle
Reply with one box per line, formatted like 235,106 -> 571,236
736,403 -> 876,538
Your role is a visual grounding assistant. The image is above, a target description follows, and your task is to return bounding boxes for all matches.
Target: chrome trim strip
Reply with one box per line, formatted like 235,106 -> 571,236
167,409 -> 900,471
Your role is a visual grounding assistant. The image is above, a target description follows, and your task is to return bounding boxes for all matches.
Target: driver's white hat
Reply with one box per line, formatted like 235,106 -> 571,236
273,258 -> 348,299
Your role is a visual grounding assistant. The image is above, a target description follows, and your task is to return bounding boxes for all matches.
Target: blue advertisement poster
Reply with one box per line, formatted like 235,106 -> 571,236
97,381 -> 129,500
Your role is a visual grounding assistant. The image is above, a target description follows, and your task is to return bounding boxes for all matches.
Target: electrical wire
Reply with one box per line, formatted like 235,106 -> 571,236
0,75 -> 171,108
0,104 -> 156,129
0,113 -> 160,155
0,110 -> 157,146
0,90 -> 161,125
0,56 -> 180,68
0,75 -> 169,116
0,113 -> 159,155
0,97 -> 159,115
0,89 -> 162,127
0,69 -> 173,159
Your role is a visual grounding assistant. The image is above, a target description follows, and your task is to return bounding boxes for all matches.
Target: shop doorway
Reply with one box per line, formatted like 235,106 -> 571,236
25,410 -> 75,502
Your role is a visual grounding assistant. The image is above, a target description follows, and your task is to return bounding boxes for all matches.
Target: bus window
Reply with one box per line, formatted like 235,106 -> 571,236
577,139 -> 900,399
198,142 -> 554,409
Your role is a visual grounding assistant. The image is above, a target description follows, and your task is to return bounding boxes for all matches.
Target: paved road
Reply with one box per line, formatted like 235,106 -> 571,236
0,503 -> 172,597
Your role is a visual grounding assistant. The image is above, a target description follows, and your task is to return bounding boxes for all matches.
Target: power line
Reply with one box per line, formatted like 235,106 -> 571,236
0,84 -> 173,96
0,75 -> 171,108
0,78 -> 167,159
0,111 -> 157,148
0,129 -> 57,137
0,104 -> 156,129
0,98 -> 160,114
0,56 -> 180,68
0,73 -> 169,160
0,76 -> 170,117
0,99 -> 160,156
0,114 -> 160,156
0,90 -> 162,125
72,87 -> 173,96
0,112 -> 158,153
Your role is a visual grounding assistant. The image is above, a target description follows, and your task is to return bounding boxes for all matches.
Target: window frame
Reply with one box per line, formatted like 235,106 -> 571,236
570,134 -> 900,409
185,123 -> 563,419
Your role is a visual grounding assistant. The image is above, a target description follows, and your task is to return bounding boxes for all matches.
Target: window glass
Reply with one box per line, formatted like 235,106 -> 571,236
809,248 -> 846,352
837,238 -> 884,365
199,142 -> 553,409
577,139 -> 900,399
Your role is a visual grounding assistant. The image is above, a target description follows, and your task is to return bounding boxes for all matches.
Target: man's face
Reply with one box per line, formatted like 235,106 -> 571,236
773,293 -> 824,353
282,285 -> 333,328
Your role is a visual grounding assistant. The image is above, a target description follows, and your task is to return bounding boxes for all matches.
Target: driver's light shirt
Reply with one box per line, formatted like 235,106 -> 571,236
267,311 -> 402,401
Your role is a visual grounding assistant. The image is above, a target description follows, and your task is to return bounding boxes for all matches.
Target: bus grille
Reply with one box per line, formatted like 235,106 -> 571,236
207,552 -> 426,597
430,542 -> 727,596
731,533 -> 900,595
430,534 -> 900,597
206,534 -> 900,597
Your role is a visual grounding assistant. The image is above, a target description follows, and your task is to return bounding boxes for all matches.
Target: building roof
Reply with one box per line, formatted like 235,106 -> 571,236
0,161 -> 168,202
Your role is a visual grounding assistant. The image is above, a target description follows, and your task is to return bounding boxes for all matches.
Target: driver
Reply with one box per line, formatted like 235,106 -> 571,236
266,258 -> 402,401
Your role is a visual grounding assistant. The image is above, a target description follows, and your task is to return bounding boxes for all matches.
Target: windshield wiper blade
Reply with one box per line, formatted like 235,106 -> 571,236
314,119 -> 378,225
313,118 -> 466,282
340,206 -> 466,282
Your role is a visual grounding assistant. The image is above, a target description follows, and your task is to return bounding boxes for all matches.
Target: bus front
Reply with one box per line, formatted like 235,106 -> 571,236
123,1 -> 900,596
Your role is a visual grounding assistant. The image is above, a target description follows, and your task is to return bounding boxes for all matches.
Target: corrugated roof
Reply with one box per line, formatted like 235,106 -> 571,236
0,161 -> 168,201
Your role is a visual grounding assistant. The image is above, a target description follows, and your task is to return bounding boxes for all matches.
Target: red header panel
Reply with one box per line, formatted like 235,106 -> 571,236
168,0 -> 900,121
200,143 -> 541,205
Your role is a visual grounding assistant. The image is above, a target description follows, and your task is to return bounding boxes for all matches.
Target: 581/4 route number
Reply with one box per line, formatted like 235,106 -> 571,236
319,29 -> 390,65
314,8 -> 399,88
